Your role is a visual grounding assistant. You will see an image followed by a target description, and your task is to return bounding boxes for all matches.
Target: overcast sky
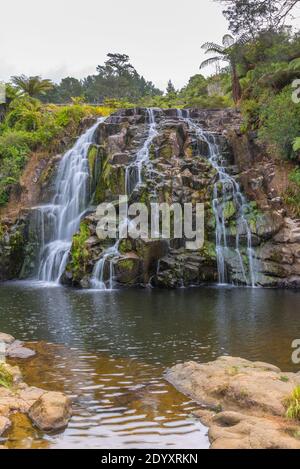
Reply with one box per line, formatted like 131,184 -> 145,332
1,0 -> 300,91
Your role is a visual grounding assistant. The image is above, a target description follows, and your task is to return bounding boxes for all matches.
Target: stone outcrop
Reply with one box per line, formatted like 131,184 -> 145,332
166,356 -> 300,449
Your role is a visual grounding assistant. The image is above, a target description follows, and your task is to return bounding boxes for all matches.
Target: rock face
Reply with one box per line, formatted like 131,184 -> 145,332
63,108 -> 235,288
2,107 -> 300,288
166,356 -> 300,449
28,391 -> 72,432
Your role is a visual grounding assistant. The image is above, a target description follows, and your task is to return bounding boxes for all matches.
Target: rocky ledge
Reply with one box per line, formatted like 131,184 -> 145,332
166,356 -> 300,449
0,333 -> 72,446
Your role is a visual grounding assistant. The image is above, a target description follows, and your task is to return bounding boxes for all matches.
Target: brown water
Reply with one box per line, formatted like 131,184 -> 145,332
0,282 -> 300,448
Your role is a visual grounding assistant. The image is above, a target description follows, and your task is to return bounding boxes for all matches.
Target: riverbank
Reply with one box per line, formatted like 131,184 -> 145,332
166,356 -> 300,449
0,332 -> 72,447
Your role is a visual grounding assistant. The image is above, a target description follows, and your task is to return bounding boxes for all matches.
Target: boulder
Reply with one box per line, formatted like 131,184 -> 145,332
166,356 -> 300,449
28,391 -> 72,432
0,333 -> 15,345
6,340 -> 36,359
113,254 -> 142,285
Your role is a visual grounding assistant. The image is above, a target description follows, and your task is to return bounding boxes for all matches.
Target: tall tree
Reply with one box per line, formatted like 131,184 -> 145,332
166,80 -> 176,95
11,75 -> 54,97
97,53 -> 136,77
216,0 -> 300,37
200,34 -> 243,103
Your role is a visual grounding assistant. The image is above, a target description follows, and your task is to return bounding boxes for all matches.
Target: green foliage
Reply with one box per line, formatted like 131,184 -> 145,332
240,98 -> 261,130
288,58 -> 300,71
289,168 -> 300,185
293,137 -> 300,152
54,105 -> 89,127
280,376 -> 290,383
69,222 -> 91,279
0,364 -> 13,389
41,53 -> 162,104
285,386 -> 300,420
0,93 -> 107,207
259,85 -> 300,159
11,75 -> 54,98
6,97 -> 43,131
218,0 -> 299,37
283,169 -> 300,217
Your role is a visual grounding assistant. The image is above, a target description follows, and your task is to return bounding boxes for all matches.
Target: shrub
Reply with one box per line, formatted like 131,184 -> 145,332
282,168 -> 300,217
0,364 -> 13,388
285,386 -> 300,420
259,86 -> 300,160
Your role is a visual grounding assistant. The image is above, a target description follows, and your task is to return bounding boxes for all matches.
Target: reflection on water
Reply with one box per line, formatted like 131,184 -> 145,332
7,343 -> 206,449
0,282 -> 300,448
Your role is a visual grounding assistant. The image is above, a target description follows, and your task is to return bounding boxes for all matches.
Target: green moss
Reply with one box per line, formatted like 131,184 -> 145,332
223,200 -> 236,220
68,222 -> 91,281
159,144 -> 173,159
119,239 -> 133,254
280,376 -> 289,383
88,145 -> 98,176
199,241 -> 217,261
118,258 -> 136,272
94,160 -> 125,204
149,143 -> 156,160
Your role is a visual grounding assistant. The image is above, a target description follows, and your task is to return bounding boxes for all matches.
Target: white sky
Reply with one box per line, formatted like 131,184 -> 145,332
1,0 -> 299,91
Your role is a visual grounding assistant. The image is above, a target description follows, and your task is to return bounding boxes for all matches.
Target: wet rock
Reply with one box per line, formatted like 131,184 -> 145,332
28,391 -> 72,432
0,416 -> 11,436
113,254 -> 142,285
254,211 -> 284,239
0,333 -> 15,345
6,340 -> 36,359
110,152 -> 130,165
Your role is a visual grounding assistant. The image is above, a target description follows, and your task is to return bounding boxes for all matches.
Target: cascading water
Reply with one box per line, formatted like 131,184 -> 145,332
91,109 -> 158,290
125,108 -> 158,194
36,118 -> 104,283
183,113 -> 257,287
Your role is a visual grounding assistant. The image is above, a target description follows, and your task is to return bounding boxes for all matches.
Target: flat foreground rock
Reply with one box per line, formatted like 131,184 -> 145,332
166,356 -> 300,449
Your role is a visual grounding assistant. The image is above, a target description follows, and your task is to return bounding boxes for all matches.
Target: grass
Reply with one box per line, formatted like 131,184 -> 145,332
285,386 -> 300,420
0,363 -> 13,389
280,376 -> 290,383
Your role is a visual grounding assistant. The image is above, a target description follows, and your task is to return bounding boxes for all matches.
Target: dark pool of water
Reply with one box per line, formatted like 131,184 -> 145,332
0,282 -> 300,448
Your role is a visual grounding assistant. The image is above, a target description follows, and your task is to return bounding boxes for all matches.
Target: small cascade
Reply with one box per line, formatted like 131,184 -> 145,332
125,108 -> 158,194
91,109 -> 158,290
182,113 -> 257,287
36,118 -> 104,283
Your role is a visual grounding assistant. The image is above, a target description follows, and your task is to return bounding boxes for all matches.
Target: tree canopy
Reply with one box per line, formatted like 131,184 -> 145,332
217,0 -> 300,37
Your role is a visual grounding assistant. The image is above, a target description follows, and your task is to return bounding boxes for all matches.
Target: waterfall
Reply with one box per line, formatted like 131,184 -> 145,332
91,108 -> 158,290
36,118 -> 104,284
125,108 -> 158,194
183,114 -> 257,287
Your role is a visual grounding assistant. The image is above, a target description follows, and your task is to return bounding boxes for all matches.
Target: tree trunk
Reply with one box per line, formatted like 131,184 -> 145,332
231,63 -> 242,104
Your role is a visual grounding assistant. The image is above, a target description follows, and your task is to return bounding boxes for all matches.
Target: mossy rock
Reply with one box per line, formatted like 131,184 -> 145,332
65,221 -> 92,283
199,241 -> 217,262
223,200 -> 236,220
114,255 -> 142,284
94,161 -> 126,204
119,238 -> 134,254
